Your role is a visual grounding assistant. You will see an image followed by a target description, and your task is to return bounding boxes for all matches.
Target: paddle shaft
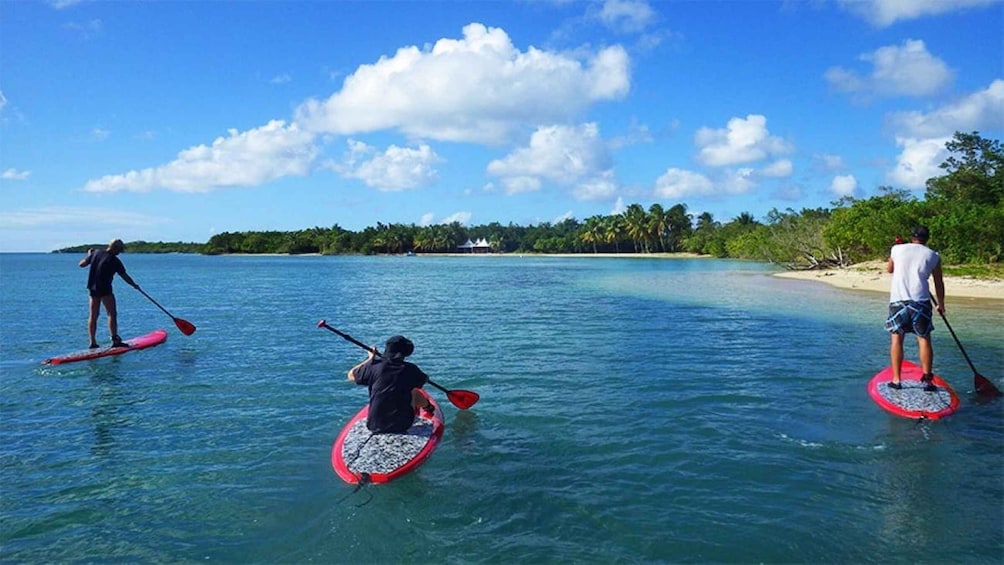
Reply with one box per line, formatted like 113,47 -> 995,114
932,298 -> 1001,397
134,286 -> 197,335
317,320 -> 479,408
937,310 -> 978,374
135,286 -> 175,319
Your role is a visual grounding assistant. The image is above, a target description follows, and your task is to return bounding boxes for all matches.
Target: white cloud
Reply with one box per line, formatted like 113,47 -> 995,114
813,153 -> 845,172
572,170 -> 619,201
694,114 -> 792,167
2,168 -> 31,180
553,211 -> 575,224
597,0 -> 657,33
825,39 -> 952,99
887,136 -> 951,190
722,168 -> 757,194
487,123 -> 618,199
884,80 -> 1004,190
294,23 -> 630,144
90,128 -> 110,142
887,79 -> 1004,138
419,212 -> 435,226
270,73 -> 292,84
333,140 -> 442,191
439,211 -> 472,225
654,168 -> 715,199
761,159 -> 793,178
830,174 -> 858,197
839,0 -> 1002,27
610,196 -> 626,215
0,90 -> 6,112
84,120 -> 317,193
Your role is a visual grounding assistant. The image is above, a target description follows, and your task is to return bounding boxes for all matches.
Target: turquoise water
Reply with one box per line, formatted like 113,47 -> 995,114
2,253 -> 1002,563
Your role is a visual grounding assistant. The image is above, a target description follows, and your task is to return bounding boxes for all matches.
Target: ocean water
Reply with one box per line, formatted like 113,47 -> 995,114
1,253 -> 1002,563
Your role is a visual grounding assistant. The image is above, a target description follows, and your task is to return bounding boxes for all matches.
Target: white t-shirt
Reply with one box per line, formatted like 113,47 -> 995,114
889,243 -> 940,303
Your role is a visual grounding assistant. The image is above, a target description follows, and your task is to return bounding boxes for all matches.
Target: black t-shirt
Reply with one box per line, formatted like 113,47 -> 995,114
354,357 -> 429,433
86,250 -> 125,295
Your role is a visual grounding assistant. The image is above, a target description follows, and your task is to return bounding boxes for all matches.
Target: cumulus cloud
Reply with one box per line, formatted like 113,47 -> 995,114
331,139 -> 442,191
813,153 -> 845,172
887,79 -> 1004,138
487,123 -> 618,199
572,170 -> 619,201
596,0 -> 657,33
439,211 -> 473,225
839,0 -> 1002,27
887,136 -> 951,190
825,39 -> 952,99
884,80 -> 1004,190
84,120 -> 317,192
830,174 -> 858,197
610,196 -> 627,215
761,159 -> 793,178
653,168 -> 715,199
694,114 -> 792,167
84,23 -> 632,196
294,23 -> 630,144
2,168 -> 31,180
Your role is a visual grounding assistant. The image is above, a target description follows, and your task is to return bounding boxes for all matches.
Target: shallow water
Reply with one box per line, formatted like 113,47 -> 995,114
2,253 -> 1002,563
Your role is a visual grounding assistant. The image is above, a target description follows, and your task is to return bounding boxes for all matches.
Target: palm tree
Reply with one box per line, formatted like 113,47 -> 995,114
580,216 -> 605,253
603,214 -> 626,253
622,204 -> 649,253
647,203 -> 669,252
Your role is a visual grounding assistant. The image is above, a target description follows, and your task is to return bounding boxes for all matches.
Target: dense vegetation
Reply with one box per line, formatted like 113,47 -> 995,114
54,132 -> 1002,269
54,241 -> 208,254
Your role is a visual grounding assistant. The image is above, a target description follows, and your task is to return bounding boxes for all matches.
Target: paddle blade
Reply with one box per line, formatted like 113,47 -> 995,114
175,318 -> 197,336
447,389 -> 480,410
975,373 -> 1002,398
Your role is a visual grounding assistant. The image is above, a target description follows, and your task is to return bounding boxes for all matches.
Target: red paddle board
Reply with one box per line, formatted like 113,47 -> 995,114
42,329 -> 168,365
868,359 -> 959,420
332,388 -> 444,484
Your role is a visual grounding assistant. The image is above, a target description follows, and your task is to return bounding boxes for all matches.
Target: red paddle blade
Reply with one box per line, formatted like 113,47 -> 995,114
447,389 -> 480,410
175,318 -> 197,336
975,374 -> 1002,398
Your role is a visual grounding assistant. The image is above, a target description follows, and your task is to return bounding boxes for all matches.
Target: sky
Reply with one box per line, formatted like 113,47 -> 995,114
1,0 -> 1002,252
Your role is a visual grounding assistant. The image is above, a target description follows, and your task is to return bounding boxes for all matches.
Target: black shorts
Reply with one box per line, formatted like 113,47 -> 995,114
89,288 -> 114,298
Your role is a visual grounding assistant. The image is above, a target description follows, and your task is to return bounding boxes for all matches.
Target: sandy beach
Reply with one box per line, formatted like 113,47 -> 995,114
773,260 -> 1004,301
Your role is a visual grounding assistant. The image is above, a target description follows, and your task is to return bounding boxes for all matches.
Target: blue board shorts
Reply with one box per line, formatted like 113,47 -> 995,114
885,300 -> 933,337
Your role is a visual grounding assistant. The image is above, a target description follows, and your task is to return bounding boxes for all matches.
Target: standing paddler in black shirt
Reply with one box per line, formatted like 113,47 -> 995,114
79,239 -> 139,349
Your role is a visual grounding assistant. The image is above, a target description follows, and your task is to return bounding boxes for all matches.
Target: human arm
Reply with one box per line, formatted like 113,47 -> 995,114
119,269 -> 139,289
347,348 -> 377,381
79,249 -> 94,268
932,260 -> 945,315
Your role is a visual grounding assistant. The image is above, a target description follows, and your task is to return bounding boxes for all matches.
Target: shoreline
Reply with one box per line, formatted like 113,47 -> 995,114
773,261 -> 1004,301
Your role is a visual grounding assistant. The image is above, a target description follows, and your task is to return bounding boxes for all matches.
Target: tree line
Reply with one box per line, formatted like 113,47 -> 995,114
56,132 -> 1002,268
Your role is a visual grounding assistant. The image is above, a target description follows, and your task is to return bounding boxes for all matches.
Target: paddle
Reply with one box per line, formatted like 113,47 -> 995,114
935,308 -> 1001,398
134,286 -> 197,336
317,319 -> 480,409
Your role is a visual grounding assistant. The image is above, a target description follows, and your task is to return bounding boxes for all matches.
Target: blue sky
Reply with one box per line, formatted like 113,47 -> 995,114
2,0 -> 1002,252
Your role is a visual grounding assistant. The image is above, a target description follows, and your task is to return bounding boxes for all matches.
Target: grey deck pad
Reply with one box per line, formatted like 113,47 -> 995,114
340,417 -> 436,476
874,380 -> 954,414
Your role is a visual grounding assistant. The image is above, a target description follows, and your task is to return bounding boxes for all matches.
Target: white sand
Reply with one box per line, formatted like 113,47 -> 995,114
773,261 -> 1004,301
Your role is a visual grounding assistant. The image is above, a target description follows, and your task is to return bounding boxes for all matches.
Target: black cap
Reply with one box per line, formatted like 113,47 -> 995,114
384,335 -> 414,360
911,225 -> 929,241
